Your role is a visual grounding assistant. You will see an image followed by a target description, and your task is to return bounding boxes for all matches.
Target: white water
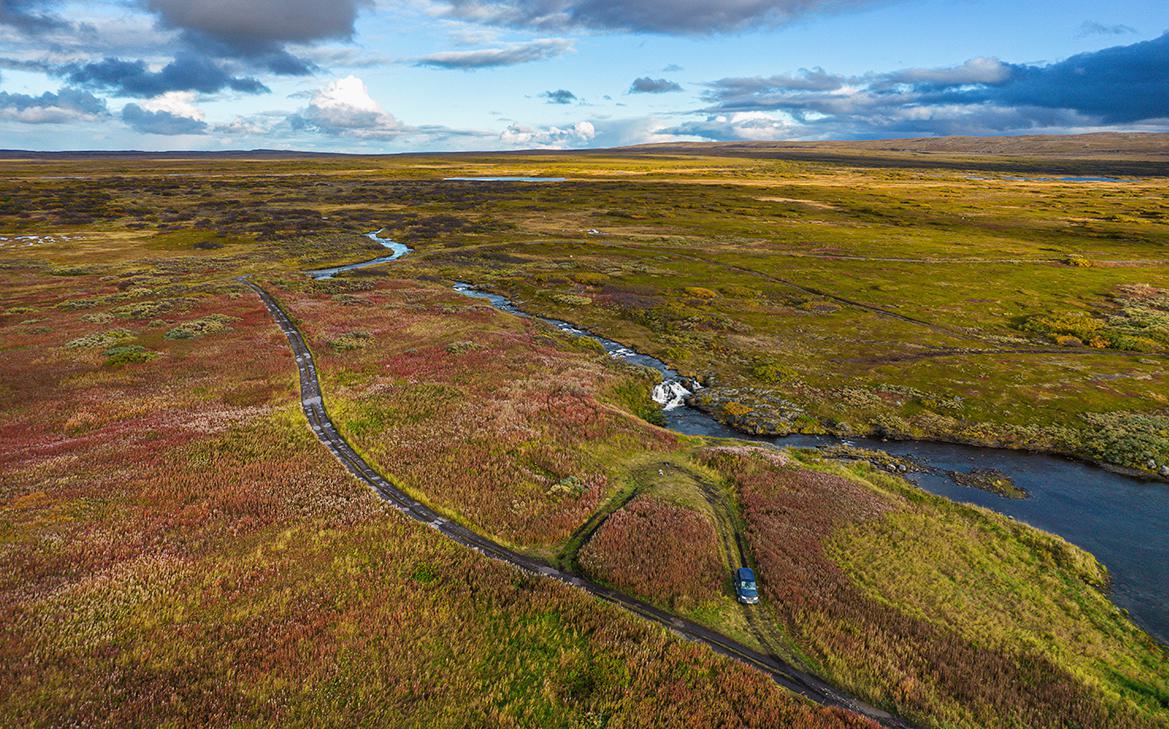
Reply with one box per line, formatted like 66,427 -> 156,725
652,380 -> 692,410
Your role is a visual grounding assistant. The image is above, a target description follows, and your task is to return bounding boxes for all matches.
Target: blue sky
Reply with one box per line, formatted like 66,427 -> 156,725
0,0 -> 1166,151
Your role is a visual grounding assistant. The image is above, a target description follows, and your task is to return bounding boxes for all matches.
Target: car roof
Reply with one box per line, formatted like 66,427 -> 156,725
737,567 -> 755,579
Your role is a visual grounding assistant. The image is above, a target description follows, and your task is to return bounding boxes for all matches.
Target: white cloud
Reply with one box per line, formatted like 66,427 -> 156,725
312,75 -> 382,114
888,57 -> 1011,86
662,111 -> 798,141
141,91 -> 204,120
499,119 -> 594,148
291,74 -> 405,138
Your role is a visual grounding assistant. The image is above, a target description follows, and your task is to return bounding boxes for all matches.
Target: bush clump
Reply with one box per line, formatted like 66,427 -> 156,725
164,315 -> 234,340
112,300 -> 175,319
1019,285 -> 1169,352
65,329 -> 134,349
445,340 -> 481,354
103,344 -> 158,367
723,401 -> 754,417
328,331 -> 372,352
571,272 -> 608,286
551,293 -> 592,306
1080,411 -> 1169,472
684,286 -> 718,300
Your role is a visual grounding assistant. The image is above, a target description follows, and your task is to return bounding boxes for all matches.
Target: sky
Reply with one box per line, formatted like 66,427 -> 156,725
0,0 -> 1167,152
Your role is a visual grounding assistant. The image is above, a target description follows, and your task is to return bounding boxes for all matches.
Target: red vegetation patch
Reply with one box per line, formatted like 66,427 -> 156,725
275,278 -> 679,549
0,264 -> 857,728
579,495 -> 724,610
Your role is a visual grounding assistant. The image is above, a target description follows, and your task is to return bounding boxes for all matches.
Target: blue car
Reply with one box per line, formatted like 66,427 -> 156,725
735,567 -> 759,605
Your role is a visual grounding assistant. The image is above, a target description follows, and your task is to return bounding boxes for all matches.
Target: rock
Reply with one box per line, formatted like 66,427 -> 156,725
1148,458 -> 1158,470
898,464 -> 908,472
950,468 -> 1029,499
689,387 -> 806,436
1161,465 -> 1169,478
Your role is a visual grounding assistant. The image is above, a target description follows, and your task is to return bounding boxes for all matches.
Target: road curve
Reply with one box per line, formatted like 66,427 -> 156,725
239,275 -> 915,729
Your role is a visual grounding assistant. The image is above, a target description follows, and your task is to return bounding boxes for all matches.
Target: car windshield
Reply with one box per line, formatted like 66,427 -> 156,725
740,580 -> 756,591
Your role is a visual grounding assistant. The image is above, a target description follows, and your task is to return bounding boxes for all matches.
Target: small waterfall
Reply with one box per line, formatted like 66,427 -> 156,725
652,380 -> 692,410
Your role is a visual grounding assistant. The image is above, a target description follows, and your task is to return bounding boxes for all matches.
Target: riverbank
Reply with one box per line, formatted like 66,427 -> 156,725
448,281 -> 1169,646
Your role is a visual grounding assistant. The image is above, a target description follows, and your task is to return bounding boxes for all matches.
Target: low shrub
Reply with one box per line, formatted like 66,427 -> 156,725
65,328 -> 134,349
723,401 -> 753,417
551,293 -> 592,306
684,286 -> 718,300
571,272 -> 608,286
112,300 -> 175,319
165,315 -> 234,340
328,331 -> 373,352
1080,411 -> 1169,472
103,344 -> 158,366
445,340 -> 481,354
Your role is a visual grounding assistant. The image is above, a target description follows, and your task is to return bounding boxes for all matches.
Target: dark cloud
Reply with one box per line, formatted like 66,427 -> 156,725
0,87 -> 108,123
696,33 -> 1169,137
440,0 -> 878,34
414,39 -> 571,69
140,0 -> 371,73
662,64 -> 683,72
121,103 -> 207,134
63,55 -> 268,97
540,88 -> 577,104
629,76 -> 681,93
1078,21 -> 1137,37
972,34 -> 1169,123
0,56 -> 53,73
0,0 -> 69,33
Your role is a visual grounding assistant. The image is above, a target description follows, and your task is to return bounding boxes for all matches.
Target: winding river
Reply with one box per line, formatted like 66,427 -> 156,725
450,282 -> 1169,645
308,232 -> 1169,644
308,229 -> 412,279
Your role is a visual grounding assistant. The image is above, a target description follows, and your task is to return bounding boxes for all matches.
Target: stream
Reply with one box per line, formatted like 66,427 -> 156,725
308,230 -> 412,279
308,232 -> 1168,643
450,282 -> 1169,645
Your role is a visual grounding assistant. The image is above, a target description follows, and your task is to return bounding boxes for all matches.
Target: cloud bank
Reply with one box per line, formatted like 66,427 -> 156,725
685,32 -> 1169,138
63,55 -> 268,97
629,77 -> 681,93
414,39 -> 572,69
0,87 -> 107,123
439,0 -> 878,34
141,0 -> 371,73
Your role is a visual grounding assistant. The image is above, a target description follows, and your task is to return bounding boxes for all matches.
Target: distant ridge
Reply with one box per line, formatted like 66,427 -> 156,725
1,133 -> 1165,176
0,148 -> 352,159
630,132 -> 1169,160
2,133 -> 1166,160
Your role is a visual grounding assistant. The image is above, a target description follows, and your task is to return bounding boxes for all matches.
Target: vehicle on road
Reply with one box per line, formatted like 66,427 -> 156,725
736,567 -> 759,605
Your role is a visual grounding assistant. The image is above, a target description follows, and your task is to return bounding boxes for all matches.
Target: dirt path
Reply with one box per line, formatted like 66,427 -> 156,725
240,275 -> 913,729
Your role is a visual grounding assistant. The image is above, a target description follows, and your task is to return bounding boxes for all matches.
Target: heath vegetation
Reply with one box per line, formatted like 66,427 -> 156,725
2,139 -> 1167,727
